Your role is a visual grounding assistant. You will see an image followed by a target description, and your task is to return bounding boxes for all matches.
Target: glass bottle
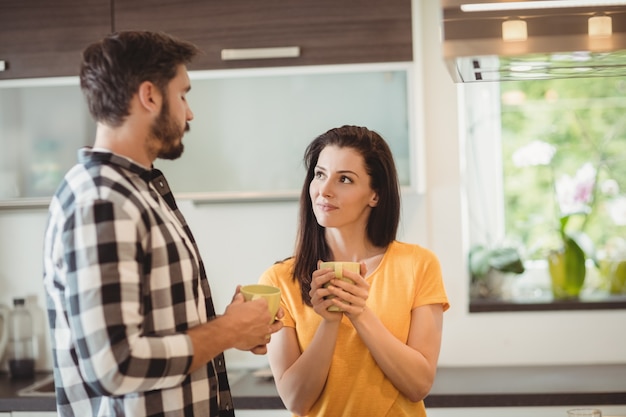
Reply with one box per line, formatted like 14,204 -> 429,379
7,298 -> 35,379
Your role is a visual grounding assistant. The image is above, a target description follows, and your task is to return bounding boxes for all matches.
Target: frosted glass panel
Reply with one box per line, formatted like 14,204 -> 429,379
0,81 -> 94,199
155,66 -> 412,197
0,64 -> 413,204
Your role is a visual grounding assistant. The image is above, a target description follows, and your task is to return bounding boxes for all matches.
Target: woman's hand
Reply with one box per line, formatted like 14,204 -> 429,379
309,262 -> 344,321
326,263 -> 370,320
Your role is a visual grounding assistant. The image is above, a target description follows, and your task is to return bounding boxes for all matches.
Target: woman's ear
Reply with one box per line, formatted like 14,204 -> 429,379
369,193 -> 379,207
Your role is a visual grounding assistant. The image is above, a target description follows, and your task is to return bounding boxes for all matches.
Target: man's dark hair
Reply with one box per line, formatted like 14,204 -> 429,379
79,31 -> 199,126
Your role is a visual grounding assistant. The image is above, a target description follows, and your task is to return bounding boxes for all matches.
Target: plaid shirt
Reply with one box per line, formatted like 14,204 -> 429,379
43,148 -> 234,417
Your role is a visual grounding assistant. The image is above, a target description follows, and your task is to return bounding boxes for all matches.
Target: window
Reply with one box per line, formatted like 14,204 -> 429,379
464,77 -> 626,305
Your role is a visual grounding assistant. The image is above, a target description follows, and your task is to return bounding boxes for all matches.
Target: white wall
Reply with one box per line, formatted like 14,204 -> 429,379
0,0 -> 625,373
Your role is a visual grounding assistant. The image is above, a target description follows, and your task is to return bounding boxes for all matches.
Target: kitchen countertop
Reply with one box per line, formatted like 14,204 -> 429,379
1,364 -> 625,411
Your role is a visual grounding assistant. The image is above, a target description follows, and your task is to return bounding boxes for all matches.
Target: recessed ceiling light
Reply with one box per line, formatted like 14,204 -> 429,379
588,15 -> 613,38
502,19 -> 528,42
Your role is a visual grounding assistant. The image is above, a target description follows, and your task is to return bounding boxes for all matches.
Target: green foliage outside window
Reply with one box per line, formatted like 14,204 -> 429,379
501,77 -> 626,261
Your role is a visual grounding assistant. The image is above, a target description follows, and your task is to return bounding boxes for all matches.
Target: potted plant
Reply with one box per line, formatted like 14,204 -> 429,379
512,141 -> 600,300
469,244 -> 525,299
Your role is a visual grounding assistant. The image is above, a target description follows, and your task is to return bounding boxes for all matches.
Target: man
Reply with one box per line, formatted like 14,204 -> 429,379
42,31 -> 283,417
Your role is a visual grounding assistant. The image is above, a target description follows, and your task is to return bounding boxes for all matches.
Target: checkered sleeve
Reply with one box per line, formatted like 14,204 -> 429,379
64,198 -> 193,395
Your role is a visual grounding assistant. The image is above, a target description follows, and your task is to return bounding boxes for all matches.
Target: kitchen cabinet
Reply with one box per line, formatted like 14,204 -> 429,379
0,0 -> 112,80
0,63 -> 412,204
113,0 -> 413,71
0,0 -> 415,205
0,80 -> 94,202
1,0 -> 412,80
0,63 -> 413,204
156,63 -> 414,200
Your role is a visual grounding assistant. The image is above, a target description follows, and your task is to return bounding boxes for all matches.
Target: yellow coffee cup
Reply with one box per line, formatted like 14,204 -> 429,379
240,284 -> 281,324
319,261 -> 360,312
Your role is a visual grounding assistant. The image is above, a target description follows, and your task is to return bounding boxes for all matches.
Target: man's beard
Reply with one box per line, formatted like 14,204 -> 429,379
150,100 -> 188,160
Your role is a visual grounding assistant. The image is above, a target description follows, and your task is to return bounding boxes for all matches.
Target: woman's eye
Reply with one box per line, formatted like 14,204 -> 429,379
314,171 -> 324,179
340,176 -> 353,184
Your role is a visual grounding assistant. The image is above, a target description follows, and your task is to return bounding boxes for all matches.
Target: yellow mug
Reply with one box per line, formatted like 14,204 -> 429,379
319,261 -> 360,312
240,284 -> 281,324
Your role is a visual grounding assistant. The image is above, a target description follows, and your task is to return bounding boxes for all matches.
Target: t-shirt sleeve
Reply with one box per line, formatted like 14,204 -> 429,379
413,248 -> 450,312
258,264 -> 296,328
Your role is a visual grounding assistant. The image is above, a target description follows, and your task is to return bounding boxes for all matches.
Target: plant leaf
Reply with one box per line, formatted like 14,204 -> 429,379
568,231 -> 598,267
489,247 -> 525,274
468,245 -> 491,278
469,245 -> 525,279
563,235 -> 586,288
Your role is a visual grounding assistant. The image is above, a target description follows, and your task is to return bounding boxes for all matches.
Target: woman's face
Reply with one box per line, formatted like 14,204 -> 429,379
309,145 -> 378,230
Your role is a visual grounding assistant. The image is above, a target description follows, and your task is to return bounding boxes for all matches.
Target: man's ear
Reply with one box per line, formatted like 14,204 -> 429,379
137,81 -> 161,113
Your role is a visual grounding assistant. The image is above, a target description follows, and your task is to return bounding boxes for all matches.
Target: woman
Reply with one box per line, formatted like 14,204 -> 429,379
259,125 -> 449,416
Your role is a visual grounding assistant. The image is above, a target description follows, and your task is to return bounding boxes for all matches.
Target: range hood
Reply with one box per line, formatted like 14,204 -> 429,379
441,0 -> 626,82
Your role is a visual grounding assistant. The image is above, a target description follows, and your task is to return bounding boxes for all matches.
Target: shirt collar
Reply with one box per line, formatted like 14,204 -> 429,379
78,147 -> 157,182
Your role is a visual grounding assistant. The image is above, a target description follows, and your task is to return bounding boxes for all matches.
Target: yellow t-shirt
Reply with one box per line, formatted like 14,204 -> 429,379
259,240 -> 450,417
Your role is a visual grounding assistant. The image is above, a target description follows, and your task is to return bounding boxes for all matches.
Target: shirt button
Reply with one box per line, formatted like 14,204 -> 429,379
159,181 -> 164,187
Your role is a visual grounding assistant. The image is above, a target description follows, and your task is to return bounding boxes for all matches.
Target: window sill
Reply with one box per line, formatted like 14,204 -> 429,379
469,294 -> 626,313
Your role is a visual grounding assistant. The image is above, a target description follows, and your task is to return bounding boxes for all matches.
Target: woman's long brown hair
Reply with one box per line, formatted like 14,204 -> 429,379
292,125 -> 401,306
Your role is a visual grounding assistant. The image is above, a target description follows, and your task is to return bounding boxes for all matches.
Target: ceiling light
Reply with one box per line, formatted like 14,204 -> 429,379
588,14 -> 613,38
502,19 -> 528,42
461,1 -> 626,12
